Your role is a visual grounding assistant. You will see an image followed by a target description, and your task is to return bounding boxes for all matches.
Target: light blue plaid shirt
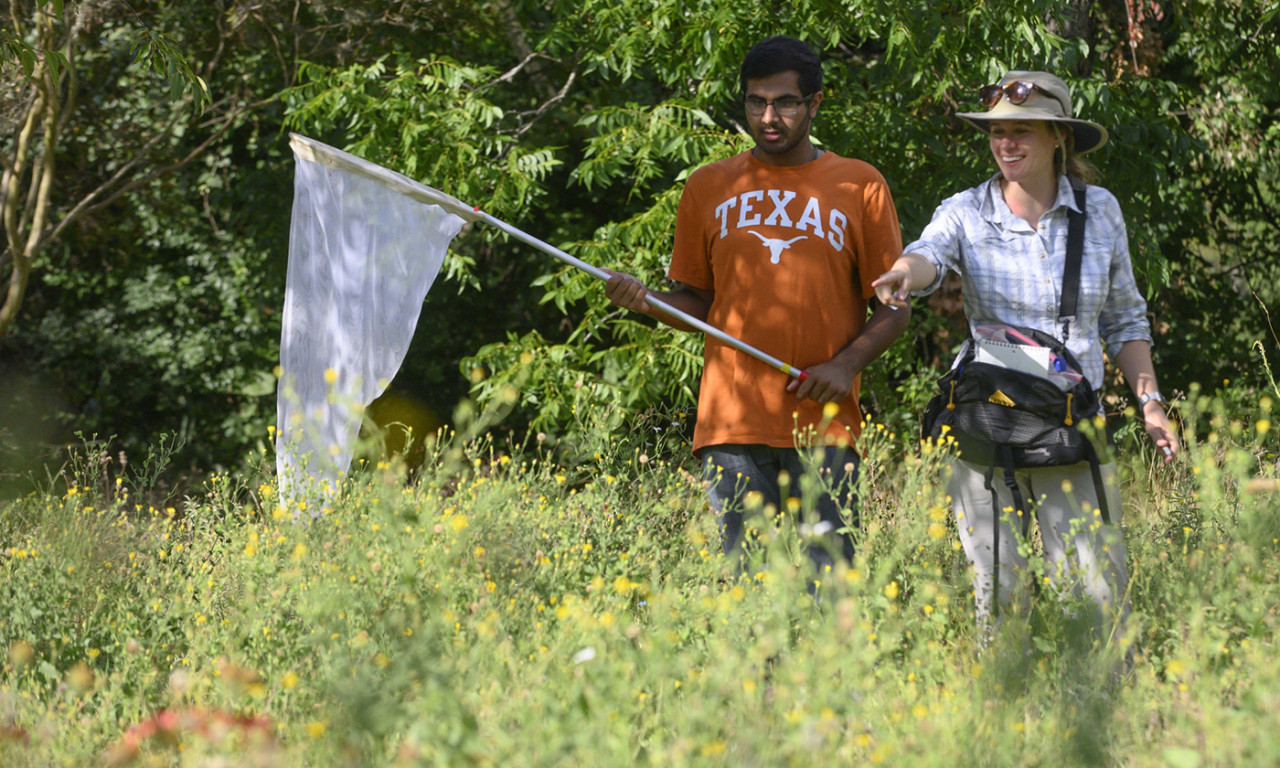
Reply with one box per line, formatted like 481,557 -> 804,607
905,174 -> 1151,389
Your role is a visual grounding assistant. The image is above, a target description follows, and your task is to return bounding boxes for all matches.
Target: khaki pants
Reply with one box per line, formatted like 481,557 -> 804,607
947,458 -> 1131,641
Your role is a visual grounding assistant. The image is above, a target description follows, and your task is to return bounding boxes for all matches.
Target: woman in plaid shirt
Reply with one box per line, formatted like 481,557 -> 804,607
873,71 -> 1178,642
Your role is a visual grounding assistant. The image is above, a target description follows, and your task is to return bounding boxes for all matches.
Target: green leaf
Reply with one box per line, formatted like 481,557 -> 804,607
238,370 -> 278,397
1162,748 -> 1203,768
38,661 -> 59,683
45,50 -> 67,82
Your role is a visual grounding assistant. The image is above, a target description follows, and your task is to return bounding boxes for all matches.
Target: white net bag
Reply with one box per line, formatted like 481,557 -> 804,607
276,136 -> 467,504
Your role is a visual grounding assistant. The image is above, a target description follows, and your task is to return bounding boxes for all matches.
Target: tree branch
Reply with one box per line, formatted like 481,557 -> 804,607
492,0 -> 553,100
0,79 -> 46,338
8,0 -> 26,41
41,93 -> 279,248
0,86 -> 37,177
1125,0 -> 1140,72
39,105 -> 185,246
513,69 -> 576,140
3,73 -> 41,265
52,9 -> 80,140
479,50 -> 557,93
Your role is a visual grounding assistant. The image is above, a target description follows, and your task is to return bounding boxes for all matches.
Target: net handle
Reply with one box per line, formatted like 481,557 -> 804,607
287,134 -> 808,382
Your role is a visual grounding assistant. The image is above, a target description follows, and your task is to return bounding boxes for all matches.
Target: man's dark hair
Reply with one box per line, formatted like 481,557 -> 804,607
739,36 -> 823,97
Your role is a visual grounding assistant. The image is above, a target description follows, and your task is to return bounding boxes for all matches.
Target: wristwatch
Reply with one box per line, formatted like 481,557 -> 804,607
1139,391 -> 1165,407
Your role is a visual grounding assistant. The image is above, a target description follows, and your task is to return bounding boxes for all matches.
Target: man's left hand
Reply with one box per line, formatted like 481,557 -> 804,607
786,358 -> 857,404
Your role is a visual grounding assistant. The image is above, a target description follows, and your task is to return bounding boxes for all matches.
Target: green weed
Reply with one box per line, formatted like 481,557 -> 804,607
2,396 -> 1278,767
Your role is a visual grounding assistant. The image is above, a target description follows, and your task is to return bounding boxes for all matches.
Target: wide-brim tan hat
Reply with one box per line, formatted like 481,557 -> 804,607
955,70 -> 1108,154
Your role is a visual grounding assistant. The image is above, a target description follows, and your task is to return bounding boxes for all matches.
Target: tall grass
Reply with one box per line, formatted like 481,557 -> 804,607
1,391 -> 1277,767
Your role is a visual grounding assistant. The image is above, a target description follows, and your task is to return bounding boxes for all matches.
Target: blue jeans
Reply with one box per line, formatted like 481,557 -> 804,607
701,444 -> 859,574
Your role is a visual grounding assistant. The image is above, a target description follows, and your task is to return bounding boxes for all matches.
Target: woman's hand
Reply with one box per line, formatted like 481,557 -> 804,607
872,254 -> 935,310
1143,400 -> 1180,463
1112,340 -> 1179,465
871,269 -> 912,310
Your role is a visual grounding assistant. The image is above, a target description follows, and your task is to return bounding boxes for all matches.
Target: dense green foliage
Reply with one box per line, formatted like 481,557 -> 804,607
0,1 -> 1277,484
1,393 -> 1277,765
3,7 -> 1279,765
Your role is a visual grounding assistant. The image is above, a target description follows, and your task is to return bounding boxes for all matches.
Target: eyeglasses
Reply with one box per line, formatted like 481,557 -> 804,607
978,81 -> 1057,110
744,94 -> 813,117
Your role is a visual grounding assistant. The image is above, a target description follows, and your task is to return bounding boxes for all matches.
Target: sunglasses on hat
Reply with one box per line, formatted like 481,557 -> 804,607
978,81 -> 1057,110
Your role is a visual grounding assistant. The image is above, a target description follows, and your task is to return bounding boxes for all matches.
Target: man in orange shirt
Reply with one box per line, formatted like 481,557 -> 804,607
606,36 -> 908,575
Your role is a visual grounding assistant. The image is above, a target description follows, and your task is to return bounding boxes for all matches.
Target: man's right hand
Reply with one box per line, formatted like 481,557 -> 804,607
603,269 -> 651,313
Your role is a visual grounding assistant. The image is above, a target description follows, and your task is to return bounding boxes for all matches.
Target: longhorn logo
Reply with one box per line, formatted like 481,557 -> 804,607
748,230 -> 808,263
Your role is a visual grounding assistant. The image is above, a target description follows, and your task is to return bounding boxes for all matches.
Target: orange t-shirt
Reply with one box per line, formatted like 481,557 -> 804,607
666,150 -> 902,453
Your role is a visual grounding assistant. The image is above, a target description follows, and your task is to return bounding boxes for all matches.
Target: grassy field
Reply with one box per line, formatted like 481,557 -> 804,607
1,390 -> 1278,767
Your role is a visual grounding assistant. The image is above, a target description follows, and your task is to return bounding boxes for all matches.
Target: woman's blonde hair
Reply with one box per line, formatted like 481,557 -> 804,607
1052,124 -> 1099,184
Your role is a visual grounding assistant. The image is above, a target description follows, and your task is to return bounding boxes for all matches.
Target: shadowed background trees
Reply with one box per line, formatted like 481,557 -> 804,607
1,0 -> 1277,492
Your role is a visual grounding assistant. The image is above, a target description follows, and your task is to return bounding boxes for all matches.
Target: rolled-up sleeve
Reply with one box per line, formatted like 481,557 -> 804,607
903,195 -> 967,296
1095,193 -> 1152,350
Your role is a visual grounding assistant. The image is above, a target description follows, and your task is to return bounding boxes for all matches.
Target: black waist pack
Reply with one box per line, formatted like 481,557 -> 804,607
921,324 -> 1113,535
920,326 -> 1101,469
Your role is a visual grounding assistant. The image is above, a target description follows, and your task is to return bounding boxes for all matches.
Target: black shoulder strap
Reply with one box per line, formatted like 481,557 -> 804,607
1082,439 -> 1112,525
1059,180 -> 1088,341
1000,445 -> 1032,539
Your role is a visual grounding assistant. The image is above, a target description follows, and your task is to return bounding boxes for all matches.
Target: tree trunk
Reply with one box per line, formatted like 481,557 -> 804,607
1,2 -> 217,339
1046,0 -> 1094,76
0,7 -> 61,340
493,0 -> 553,100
